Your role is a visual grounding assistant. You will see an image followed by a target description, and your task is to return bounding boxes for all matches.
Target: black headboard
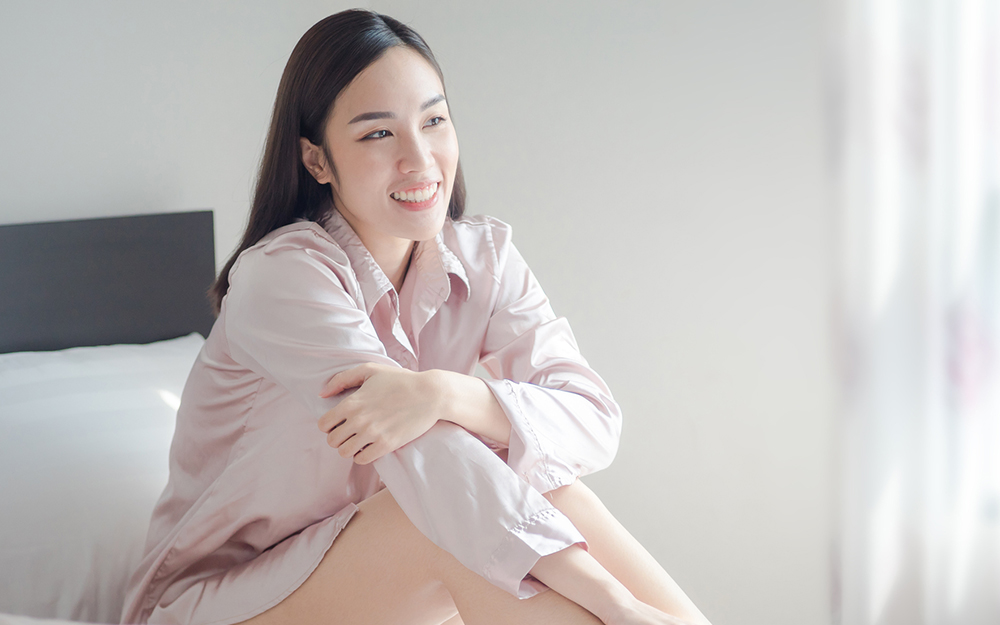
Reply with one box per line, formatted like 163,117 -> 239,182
0,211 -> 217,354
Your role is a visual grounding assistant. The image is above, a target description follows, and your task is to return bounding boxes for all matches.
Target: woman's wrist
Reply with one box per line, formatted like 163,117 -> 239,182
426,369 -> 511,446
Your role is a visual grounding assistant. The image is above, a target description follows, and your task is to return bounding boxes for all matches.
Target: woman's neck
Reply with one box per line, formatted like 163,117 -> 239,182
356,227 -> 415,292
333,207 -> 415,292
374,238 -> 415,293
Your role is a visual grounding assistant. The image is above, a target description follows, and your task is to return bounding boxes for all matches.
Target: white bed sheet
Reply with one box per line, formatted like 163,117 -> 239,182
0,334 -> 205,624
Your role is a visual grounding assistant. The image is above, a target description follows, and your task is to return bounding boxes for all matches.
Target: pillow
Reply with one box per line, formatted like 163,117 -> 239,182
0,334 -> 205,624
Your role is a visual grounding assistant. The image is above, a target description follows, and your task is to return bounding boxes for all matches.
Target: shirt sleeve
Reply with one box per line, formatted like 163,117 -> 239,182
224,232 -> 400,414
479,227 -> 623,495
223,229 -> 586,599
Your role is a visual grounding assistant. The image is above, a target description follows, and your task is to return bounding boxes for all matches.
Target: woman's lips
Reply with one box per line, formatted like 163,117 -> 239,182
390,181 -> 440,210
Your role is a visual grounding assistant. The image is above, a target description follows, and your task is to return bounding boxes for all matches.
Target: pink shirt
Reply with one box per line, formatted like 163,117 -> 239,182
120,209 -> 622,625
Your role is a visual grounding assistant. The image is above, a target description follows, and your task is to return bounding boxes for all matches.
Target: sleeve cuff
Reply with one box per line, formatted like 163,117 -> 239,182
482,378 -> 564,493
481,507 -> 588,599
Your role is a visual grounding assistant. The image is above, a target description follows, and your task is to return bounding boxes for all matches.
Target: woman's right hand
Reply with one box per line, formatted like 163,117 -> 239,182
317,363 -> 442,465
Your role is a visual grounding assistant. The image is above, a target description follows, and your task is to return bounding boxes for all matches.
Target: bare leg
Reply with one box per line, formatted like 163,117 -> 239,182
543,480 -> 712,625
239,487 -> 603,625
240,483 -> 710,625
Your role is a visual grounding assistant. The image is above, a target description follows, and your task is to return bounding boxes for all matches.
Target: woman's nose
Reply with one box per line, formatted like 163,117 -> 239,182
398,133 -> 434,173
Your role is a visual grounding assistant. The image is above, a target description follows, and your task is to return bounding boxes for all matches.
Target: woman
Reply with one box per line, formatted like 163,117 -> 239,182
121,10 -> 711,625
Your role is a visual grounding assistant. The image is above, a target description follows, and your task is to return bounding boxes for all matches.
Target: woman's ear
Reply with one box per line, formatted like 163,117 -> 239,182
300,137 -> 333,185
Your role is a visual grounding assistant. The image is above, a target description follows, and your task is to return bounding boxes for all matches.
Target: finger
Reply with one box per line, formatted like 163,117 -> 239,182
326,423 -> 356,449
352,442 -> 383,465
337,433 -> 367,459
318,414 -> 346,434
319,369 -> 357,398
319,364 -> 372,398
318,396 -> 355,432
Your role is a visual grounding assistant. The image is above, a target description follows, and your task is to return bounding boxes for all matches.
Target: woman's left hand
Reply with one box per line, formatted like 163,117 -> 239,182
317,363 -> 443,465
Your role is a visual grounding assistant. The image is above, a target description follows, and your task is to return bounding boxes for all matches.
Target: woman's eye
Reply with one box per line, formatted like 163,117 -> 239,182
425,116 -> 446,127
363,129 -> 391,140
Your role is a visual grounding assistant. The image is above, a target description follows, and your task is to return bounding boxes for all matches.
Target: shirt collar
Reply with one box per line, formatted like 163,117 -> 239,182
320,208 -> 470,317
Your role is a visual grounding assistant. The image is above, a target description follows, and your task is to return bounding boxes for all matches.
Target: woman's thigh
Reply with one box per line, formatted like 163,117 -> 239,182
239,488 -> 460,625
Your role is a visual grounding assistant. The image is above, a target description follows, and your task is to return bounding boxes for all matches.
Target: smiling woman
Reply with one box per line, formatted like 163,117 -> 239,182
120,9 -> 711,625
298,47 -> 458,293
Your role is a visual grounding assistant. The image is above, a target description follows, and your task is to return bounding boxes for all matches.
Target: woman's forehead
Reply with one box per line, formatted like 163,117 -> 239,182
332,47 -> 444,121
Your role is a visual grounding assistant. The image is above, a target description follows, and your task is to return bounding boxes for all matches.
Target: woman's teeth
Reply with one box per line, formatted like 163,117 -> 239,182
391,182 -> 438,203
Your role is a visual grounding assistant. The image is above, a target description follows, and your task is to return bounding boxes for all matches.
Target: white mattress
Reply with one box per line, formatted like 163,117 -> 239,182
0,334 -> 205,624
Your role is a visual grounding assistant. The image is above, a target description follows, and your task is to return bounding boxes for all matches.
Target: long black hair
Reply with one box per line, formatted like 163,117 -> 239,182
209,9 -> 466,312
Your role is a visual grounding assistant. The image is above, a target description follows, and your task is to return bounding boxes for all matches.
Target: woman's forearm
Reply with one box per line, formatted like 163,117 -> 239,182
425,372 -> 625,617
428,369 -> 511,446
426,369 -> 625,619
529,544 -> 636,623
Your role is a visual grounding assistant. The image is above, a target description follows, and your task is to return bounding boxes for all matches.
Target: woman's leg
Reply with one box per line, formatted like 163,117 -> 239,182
543,480 -> 712,625
239,487 -> 602,625
241,415 -> 707,625
365,420 -> 695,624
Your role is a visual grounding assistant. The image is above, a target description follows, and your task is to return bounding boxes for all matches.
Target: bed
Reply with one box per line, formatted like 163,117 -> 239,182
0,211 -> 217,625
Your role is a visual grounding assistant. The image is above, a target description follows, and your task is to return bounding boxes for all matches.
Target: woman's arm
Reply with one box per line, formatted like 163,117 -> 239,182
475,224 -> 623,494
427,369 -> 512,446
316,221 -> 622,491
317,364 -> 512,463
530,545 -> 697,625
224,227 -> 590,601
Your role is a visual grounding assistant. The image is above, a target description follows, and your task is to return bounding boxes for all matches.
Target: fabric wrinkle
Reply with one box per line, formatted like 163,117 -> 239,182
120,209 -> 621,625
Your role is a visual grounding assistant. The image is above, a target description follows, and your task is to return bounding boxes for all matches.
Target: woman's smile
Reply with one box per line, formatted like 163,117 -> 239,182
390,181 -> 440,209
316,46 -> 458,253
298,45 -> 459,290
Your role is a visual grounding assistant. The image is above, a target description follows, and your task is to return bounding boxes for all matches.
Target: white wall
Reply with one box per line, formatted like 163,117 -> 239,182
0,2 -> 834,624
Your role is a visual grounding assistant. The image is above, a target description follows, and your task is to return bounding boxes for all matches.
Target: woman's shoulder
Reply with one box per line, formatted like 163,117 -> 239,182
449,213 -> 513,237
231,222 -> 348,271
226,221 -> 357,298
445,214 -> 516,265
245,220 -> 345,256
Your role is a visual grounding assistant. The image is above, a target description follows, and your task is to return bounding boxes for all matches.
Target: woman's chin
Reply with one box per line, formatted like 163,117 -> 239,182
402,203 -> 449,240
412,217 -> 447,242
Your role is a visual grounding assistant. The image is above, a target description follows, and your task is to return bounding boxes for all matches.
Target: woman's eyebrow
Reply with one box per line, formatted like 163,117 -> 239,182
348,94 -> 446,124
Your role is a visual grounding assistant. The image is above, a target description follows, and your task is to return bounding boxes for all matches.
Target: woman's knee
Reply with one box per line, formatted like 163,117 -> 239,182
243,444 -> 477,625
354,486 -> 460,578
240,489 -> 456,625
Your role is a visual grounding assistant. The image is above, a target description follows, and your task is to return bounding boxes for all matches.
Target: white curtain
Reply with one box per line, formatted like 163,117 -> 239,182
835,0 -> 1000,624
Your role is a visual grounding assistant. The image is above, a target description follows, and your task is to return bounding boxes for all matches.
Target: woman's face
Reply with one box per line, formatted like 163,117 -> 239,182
312,46 -> 459,253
